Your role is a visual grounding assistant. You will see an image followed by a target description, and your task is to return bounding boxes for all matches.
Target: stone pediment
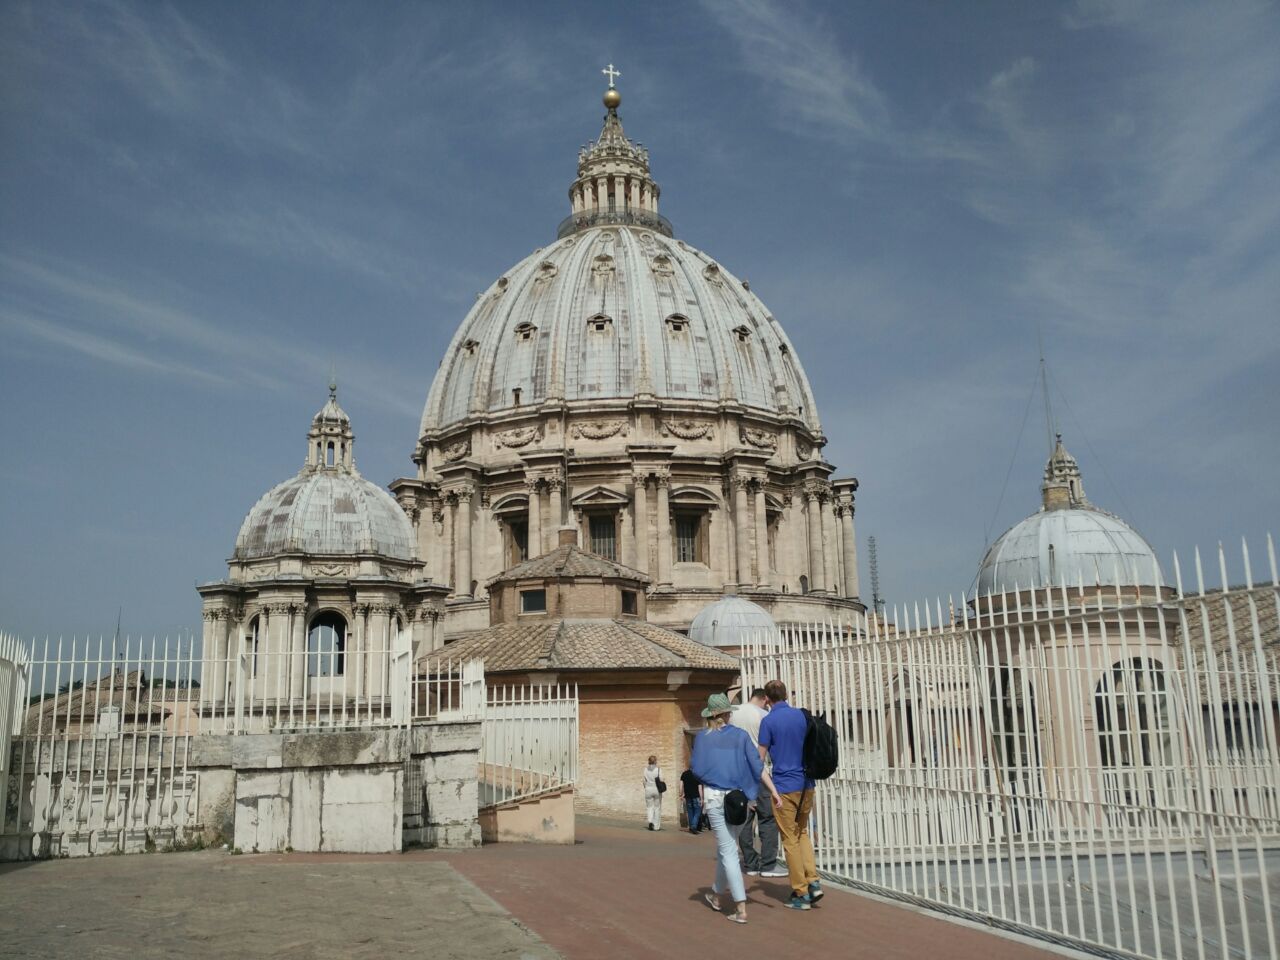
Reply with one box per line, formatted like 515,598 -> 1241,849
569,485 -> 629,507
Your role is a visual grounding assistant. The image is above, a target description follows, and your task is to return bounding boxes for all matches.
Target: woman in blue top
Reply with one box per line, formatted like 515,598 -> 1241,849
690,692 -> 782,924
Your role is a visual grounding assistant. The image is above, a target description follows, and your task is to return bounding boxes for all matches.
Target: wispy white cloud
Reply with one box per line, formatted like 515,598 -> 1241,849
0,253 -> 422,418
0,306 -> 228,385
697,0 -> 889,144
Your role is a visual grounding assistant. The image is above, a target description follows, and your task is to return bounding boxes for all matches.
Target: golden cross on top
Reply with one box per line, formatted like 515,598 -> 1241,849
602,63 -> 620,89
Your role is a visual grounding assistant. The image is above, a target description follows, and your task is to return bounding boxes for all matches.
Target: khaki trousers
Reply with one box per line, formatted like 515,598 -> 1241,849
776,789 -> 817,896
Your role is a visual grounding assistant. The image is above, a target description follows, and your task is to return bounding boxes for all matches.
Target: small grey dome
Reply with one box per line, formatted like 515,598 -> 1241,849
689,595 -> 778,648
978,435 -> 1161,594
234,387 -> 414,562
977,507 -> 1160,594
234,471 -> 414,561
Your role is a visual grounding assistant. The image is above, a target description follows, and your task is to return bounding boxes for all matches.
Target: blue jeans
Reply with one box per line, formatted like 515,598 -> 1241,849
685,797 -> 703,832
704,790 -> 747,904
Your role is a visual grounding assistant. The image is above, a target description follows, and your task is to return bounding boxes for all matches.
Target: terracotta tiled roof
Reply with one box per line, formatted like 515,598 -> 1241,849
23,669 -> 184,733
422,617 -> 737,673
1175,586 -> 1279,703
488,544 -> 650,586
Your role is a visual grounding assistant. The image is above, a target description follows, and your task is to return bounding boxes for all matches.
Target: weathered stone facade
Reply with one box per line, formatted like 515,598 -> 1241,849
392,86 -> 863,640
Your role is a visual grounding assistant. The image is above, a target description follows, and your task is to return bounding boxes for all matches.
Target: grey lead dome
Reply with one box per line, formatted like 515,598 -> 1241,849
421,227 -> 823,438
976,435 -> 1161,593
233,386 -> 415,562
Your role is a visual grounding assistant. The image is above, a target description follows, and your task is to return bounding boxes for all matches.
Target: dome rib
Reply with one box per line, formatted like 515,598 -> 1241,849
419,227 -> 824,439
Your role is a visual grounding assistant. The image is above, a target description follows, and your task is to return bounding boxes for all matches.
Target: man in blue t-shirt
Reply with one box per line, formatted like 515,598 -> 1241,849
757,678 -> 822,910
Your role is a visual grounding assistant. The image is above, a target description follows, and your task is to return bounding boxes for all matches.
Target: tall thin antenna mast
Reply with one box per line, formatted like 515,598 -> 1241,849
867,536 -> 883,616
1037,324 -> 1056,455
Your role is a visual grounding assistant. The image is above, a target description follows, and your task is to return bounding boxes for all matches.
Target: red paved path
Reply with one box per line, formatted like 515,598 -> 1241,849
422,817 -> 1065,960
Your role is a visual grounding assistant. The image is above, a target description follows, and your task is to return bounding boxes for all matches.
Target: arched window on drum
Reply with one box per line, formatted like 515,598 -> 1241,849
307,611 -> 347,677
1094,657 -> 1179,812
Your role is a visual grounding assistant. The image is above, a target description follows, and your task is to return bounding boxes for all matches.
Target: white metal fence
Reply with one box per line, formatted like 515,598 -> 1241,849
741,537 -> 1279,960
0,630 -> 486,859
0,635 -> 202,858
479,682 -> 579,809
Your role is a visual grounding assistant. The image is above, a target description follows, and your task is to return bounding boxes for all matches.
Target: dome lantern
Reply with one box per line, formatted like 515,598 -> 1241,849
560,69 -> 671,239
307,379 -> 354,470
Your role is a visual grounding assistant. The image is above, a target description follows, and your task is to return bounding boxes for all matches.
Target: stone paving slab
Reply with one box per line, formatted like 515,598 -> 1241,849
0,851 -> 557,960
422,816 -> 1071,960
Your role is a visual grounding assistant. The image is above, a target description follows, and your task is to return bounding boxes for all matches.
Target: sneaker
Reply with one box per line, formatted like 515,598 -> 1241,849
760,869 -> 788,878
808,881 -> 824,903
746,870 -> 761,876
646,824 -> 654,831
785,894 -> 812,911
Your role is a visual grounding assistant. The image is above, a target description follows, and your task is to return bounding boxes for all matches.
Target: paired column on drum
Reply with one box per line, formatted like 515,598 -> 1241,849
632,471 -> 649,574
654,469 -> 673,588
804,482 -> 827,595
525,476 -> 543,559
834,480 -> 860,600
733,475 -> 753,589
754,480 -> 771,588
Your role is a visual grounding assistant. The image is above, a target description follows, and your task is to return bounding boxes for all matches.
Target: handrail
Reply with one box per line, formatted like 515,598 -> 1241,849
556,207 -> 674,239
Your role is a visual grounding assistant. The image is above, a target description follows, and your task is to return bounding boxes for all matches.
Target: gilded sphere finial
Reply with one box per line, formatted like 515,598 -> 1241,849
603,88 -> 621,110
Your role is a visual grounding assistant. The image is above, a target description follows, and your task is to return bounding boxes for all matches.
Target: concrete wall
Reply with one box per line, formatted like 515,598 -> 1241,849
191,722 -> 481,854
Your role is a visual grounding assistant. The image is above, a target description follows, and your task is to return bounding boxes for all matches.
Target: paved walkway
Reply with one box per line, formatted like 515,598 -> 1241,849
425,816 -> 1066,960
0,818 -> 1068,959
0,852 -> 554,960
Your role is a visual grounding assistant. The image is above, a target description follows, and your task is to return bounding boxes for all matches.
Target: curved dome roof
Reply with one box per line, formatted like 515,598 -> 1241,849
977,437 -> 1161,593
421,89 -> 822,440
422,228 -> 822,437
234,471 -> 414,561
234,387 -> 415,562
689,595 -> 778,648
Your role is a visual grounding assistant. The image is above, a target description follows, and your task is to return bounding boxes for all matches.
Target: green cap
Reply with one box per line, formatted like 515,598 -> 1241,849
700,692 -> 734,718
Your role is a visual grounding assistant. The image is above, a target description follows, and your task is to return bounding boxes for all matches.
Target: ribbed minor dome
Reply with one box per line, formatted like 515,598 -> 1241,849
977,435 -> 1161,594
977,507 -> 1161,594
234,471 -> 415,561
421,226 -> 823,437
689,595 -> 778,648
234,387 -> 415,562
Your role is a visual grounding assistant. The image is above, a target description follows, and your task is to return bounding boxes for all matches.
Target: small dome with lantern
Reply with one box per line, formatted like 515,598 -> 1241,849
977,436 -> 1161,594
233,384 -> 415,562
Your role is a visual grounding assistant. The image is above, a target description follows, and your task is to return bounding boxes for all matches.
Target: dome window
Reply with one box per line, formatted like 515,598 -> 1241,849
461,339 -> 479,356
732,325 -> 752,343
514,322 -> 537,342
779,344 -> 790,356
703,263 -> 722,283
591,254 -> 615,278
535,260 -> 558,283
307,611 -> 347,677
588,314 -> 613,334
651,254 -> 674,277
665,314 -> 689,335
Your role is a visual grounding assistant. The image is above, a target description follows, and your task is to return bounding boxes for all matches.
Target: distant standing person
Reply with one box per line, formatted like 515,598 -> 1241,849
642,755 -> 664,831
729,687 -> 783,877
758,679 -> 822,910
679,767 -> 705,834
691,693 -> 781,924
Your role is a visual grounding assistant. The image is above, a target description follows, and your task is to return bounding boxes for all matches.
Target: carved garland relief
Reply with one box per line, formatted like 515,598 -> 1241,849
494,424 -> 543,448
440,437 -> 471,462
659,419 -> 714,441
739,427 -> 778,451
569,419 -> 629,440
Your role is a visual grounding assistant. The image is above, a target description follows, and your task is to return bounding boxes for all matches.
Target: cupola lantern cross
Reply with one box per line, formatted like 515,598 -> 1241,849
602,63 -> 620,89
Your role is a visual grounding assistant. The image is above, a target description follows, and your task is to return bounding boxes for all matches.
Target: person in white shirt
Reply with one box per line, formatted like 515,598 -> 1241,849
642,755 -> 664,830
729,689 -> 783,876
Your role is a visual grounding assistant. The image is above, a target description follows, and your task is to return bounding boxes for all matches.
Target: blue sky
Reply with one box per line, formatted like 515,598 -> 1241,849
2,0 -> 1277,637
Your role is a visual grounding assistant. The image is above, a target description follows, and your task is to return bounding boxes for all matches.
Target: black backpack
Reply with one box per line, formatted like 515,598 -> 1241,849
801,708 -> 839,780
